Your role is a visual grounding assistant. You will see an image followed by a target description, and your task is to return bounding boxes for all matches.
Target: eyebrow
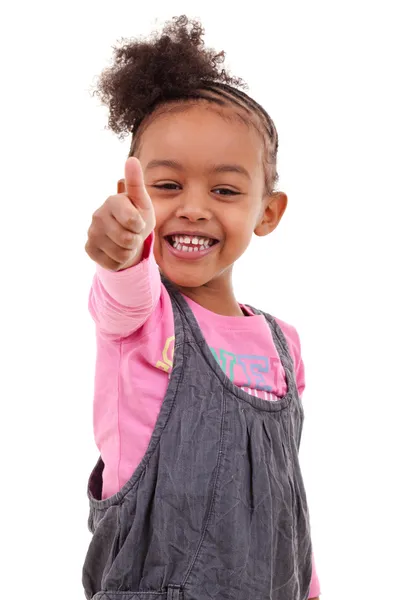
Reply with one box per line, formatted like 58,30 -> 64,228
145,159 -> 250,179
146,159 -> 184,171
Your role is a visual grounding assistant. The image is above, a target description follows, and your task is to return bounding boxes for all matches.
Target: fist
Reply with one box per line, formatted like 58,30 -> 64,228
85,157 -> 156,271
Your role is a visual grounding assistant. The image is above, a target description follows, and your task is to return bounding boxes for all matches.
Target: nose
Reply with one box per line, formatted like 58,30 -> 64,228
175,191 -> 212,222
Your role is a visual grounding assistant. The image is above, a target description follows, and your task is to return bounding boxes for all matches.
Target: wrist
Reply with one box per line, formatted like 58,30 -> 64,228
117,232 -> 153,271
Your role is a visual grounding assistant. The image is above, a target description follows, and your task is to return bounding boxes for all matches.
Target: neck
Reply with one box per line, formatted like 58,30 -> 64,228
177,275 -> 244,317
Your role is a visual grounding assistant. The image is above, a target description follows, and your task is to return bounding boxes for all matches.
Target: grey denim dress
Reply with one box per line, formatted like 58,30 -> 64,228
82,279 -> 313,600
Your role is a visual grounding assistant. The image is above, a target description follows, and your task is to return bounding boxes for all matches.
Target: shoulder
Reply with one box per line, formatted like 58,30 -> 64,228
272,316 -> 305,395
272,316 -> 302,356
244,304 -> 302,357
245,307 -> 306,395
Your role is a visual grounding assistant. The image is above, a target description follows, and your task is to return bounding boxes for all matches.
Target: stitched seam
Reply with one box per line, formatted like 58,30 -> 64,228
91,341 -> 186,511
182,388 -> 227,586
184,341 -> 291,413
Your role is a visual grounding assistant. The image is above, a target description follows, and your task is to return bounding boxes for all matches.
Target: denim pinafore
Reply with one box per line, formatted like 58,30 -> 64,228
82,280 -> 313,600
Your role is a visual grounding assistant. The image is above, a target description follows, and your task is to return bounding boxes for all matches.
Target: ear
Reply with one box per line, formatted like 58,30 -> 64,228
254,192 -> 288,237
117,179 -> 126,194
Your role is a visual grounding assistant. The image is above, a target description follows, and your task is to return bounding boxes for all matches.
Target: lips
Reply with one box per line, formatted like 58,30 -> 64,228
163,231 -> 220,260
167,234 -> 217,252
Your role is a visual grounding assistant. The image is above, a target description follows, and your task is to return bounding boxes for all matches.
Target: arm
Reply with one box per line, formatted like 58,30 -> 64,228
89,233 -> 161,339
86,157 -> 159,339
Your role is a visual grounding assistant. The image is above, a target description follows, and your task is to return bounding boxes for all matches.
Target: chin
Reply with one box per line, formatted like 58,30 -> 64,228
162,269 -> 209,289
157,260 -> 211,288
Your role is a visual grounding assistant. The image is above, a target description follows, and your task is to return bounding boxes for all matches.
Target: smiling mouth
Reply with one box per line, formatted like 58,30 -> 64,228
165,234 -> 219,253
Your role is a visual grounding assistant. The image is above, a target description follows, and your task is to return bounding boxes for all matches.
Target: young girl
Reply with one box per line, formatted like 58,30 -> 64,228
83,16 -> 321,600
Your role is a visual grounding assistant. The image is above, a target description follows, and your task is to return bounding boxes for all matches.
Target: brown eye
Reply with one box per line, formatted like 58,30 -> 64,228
153,183 -> 181,191
213,188 -> 241,196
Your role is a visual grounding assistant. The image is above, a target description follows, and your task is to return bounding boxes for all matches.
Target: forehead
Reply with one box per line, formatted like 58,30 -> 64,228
137,103 -> 264,170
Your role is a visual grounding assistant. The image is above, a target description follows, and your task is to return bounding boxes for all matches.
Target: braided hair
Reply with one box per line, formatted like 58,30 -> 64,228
94,15 -> 279,194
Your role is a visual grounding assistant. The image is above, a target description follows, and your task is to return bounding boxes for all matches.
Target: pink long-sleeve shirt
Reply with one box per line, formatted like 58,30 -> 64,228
88,234 -> 320,598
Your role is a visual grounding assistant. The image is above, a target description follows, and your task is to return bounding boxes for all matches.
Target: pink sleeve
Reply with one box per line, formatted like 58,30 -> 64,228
88,233 -> 161,339
292,328 -> 305,397
274,318 -> 305,396
309,552 -> 321,598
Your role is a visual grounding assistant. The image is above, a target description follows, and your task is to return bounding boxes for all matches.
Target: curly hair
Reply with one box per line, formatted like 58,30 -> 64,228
94,15 -> 279,193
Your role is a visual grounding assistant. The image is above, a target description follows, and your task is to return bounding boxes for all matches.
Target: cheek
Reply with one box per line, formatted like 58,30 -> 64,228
223,205 -> 258,242
151,200 -> 169,232
219,204 -> 260,260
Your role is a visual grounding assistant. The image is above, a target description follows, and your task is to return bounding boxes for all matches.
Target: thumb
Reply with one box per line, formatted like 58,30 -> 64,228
124,157 -> 152,211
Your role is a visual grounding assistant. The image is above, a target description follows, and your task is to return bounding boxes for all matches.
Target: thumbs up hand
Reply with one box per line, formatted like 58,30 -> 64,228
85,158 -> 156,271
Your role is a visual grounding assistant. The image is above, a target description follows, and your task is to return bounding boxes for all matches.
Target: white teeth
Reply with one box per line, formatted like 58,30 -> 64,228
170,234 -> 216,251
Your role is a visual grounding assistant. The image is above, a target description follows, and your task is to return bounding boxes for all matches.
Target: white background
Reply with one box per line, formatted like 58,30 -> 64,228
1,1 -> 399,598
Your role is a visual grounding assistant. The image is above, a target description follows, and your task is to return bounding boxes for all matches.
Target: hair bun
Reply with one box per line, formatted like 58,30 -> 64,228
94,15 -> 245,137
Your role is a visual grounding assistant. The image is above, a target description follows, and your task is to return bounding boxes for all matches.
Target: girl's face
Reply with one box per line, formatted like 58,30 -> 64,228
137,103 -> 286,290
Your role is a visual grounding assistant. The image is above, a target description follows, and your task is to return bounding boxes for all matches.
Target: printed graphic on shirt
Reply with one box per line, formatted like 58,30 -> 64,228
155,336 -> 174,373
156,337 -> 281,401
